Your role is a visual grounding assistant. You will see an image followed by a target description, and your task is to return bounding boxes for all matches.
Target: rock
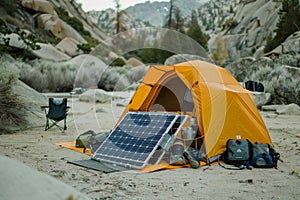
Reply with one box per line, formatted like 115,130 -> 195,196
164,54 -> 212,66
108,51 -> 119,60
126,57 -> 144,67
55,37 -> 82,57
67,54 -> 107,89
79,89 -> 113,103
32,43 -> 71,61
261,105 -> 281,111
21,0 -> 57,15
276,103 -> 300,115
282,31 -> 300,54
0,33 -> 27,49
96,107 -> 110,113
37,14 -> 87,44
12,81 -> 48,130
115,191 -> 125,197
0,155 -> 90,200
252,92 -> 271,108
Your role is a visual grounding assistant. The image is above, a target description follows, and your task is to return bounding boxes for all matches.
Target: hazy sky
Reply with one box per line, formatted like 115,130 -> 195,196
76,0 -> 169,11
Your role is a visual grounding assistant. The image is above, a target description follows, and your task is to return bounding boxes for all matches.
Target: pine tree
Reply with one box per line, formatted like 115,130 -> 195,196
264,0 -> 300,53
186,11 -> 209,51
167,0 -> 175,29
211,34 -> 229,64
110,0 -> 129,48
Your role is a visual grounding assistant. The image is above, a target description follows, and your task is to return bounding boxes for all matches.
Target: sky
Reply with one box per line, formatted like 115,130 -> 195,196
76,0 -> 169,11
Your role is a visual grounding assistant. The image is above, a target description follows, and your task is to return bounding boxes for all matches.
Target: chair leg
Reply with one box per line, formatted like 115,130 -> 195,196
64,118 -> 67,130
45,117 -> 67,132
45,118 -> 49,131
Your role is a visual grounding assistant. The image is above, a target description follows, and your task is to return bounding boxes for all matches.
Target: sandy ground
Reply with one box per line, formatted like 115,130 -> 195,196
1,96 -> 300,200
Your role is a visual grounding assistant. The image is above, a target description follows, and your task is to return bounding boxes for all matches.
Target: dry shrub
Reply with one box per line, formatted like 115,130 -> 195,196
250,64 -> 300,105
0,58 -> 26,133
98,65 -> 147,91
74,60 -> 106,89
19,59 -> 77,92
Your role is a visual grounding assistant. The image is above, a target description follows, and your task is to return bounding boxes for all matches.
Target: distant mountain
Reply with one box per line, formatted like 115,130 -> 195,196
88,9 -> 148,34
126,0 -> 209,27
89,0 -> 209,34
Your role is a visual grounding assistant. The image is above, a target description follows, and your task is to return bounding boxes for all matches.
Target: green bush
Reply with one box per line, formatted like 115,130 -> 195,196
222,19 -> 238,30
0,0 -> 17,15
111,57 -> 126,66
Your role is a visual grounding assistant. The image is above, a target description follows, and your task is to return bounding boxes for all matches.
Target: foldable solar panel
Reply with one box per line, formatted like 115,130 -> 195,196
92,112 -> 183,169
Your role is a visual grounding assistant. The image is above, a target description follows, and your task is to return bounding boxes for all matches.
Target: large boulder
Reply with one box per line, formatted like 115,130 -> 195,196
37,14 -> 87,44
282,31 -> 300,54
252,92 -> 271,109
32,43 -> 71,61
276,103 -> 300,115
13,81 -> 48,131
261,105 -> 281,111
126,57 -> 144,67
67,54 -> 107,89
56,37 -> 82,57
21,0 -> 57,15
47,0 -> 110,44
0,156 -> 90,200
0,33 -> 27,49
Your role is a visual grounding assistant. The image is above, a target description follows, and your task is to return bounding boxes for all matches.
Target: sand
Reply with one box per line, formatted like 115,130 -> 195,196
0,96 -> 300,200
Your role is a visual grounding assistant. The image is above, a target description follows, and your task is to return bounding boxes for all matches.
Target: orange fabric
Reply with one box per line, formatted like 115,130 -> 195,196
55,141 -> 93,156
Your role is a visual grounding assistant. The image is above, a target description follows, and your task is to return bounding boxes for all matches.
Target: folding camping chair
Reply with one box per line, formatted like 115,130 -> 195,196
41,98 -> 70,131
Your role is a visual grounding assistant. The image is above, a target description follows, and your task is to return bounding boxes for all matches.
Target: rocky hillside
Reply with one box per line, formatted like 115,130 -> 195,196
208,0 -> 282,62
196,0 -> 241,34
0,0 -> 111,61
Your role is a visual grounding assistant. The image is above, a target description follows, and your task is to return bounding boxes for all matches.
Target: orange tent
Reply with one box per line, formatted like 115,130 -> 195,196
119,60 -> 273,162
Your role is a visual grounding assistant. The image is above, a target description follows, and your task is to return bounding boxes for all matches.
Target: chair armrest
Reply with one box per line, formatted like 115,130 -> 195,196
41,105 -> 49,111
66,106 -> 71,112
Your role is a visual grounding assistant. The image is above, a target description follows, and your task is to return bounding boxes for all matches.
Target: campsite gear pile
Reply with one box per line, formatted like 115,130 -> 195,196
222,139 -> 280,169
76,130 -> 109,153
